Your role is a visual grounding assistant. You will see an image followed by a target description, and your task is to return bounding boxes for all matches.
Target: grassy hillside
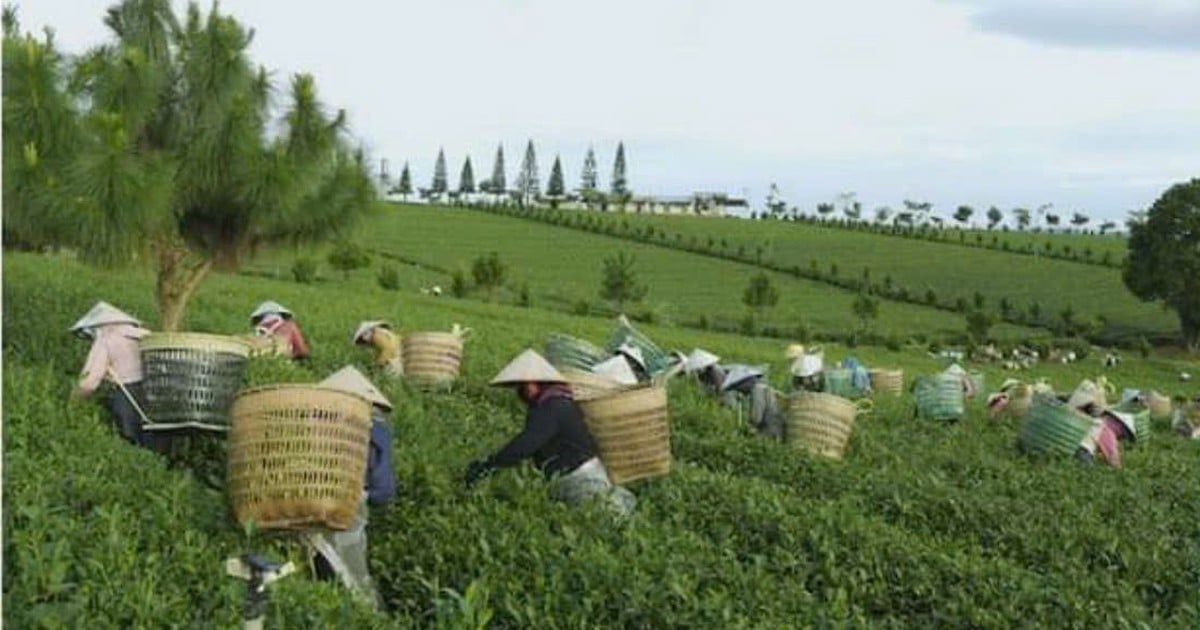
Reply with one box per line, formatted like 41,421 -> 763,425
312,204 -> 1036,343
484,206 -> 1175,343
5,251 -> 1198,627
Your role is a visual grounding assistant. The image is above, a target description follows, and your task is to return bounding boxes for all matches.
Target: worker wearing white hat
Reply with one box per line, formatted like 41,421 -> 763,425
790,347 -> 824,392
613,343 -> 649,383
249,301 -> 310,360
466,349 -> 635,516
721,365 -> 784,439
307,366 -> 396,610
685,348 -> 726,395
70,301 -> 155,449
353,321 -> 403,376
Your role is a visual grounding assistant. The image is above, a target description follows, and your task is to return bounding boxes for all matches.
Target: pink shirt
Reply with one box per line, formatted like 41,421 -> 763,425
78,324 -> 148,394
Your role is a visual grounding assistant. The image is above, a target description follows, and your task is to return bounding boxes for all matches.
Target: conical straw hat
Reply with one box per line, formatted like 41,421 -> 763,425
591,355 -> 639,385
490,349 -> 566,386
249,300 -> 292,323
684,348 -> 720,373
721,364 -> 765,392
320,365 -> 392,410
69,301 -> 142,335
785,344 -> 806,360
353,320 -> 391,344
1067,379 -> 1103,410
615,343 -> 647,369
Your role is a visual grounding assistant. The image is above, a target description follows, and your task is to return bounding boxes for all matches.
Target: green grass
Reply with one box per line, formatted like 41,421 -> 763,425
346,204 -> 1038,342
4,250 -> 1198,627
506,207 -> 1175,342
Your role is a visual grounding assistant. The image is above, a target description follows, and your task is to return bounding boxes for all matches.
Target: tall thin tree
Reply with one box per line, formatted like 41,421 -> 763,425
431,148 -> 448,194
489,143 -> 506,195
580,145 -> 598,193
459,156 -> 475,194
515,139 -> 539,205
611,141 -> 628,200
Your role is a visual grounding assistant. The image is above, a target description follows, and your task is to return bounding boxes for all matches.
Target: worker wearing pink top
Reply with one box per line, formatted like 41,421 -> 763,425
249,301 -> 310,361
70,302 -> 152,447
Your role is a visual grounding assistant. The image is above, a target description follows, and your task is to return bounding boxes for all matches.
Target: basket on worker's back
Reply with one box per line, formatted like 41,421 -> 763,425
545,333 -> 606,372
139,333 -> 250,432
227,385 -> 372,531
1019,395 -> 1093,457
1005,383 -> 1034,419
913,373 -> 966,421
605,316 -> 673,376
402,332 -> 464,390
560,368 -> 632,402
785,392 -> 868,460
577,385 -> 671,485
868,369 -> 904,396
1146,391 -> 1173,421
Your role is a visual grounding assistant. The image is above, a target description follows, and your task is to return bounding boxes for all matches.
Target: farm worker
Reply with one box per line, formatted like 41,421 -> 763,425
590,355 -> 640,385
308,366 -> 396,610
464,349 -> 636,516
1173,397 -> 1199,439
1075,408 -> 1138,468
721,365 -> 784,439
684,348 -> 725,394
249,301 -> 310,361
834,357 -> 873,396
353,321 -> 403,376
613,343 -> 650,383
790,348 -> 824,392
70,301 -> 161,450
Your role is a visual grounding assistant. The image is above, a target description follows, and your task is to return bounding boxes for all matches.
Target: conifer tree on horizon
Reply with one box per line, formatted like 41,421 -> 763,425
489,143 -> 506,194
611,141 -> 628,201
459,156 -> 475,194
431,148 -> 448,194
516,139 -> 539,205
580,145 -> 598,193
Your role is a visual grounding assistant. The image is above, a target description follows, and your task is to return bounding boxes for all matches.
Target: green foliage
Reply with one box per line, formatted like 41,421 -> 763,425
290,257 -> 317,284
451,268 -> 470,298
327,240 -> 371,279
742,272 -> 779,313
377,264 -> 401,291
458,156 -> 475,194
1123,178 -> 1200,351
852,292 -> 879,330
598,251 -> 647,312
471,252 -> 507,300
966,309 -> 997,342
546,156 -> 565,198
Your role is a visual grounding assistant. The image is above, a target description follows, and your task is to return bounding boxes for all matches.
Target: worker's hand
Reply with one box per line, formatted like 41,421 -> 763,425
464,460 -> 492,488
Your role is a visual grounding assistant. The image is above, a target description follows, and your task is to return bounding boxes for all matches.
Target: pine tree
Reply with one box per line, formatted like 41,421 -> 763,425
611,141 -> 628,200
431,148 -> 448,194
459,156 -> 475,194
392,162 -> 412,199
547,155 -> 565,197
515,139 -> 539,205
489,143 -> 506,194
580,145 -> 598,192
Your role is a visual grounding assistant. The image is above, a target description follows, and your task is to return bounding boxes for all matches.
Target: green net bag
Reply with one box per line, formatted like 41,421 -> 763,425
1019,395 -> 1094,457
604,316 -> 673,376
913,373 -> 965,421
545,333 -> 606,372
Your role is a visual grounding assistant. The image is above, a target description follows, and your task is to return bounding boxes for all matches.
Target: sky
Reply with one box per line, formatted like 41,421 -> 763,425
14,0 -> 1200,222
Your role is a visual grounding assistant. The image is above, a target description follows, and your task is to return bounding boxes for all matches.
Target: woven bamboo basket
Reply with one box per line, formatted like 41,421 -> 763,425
545,334 -> 606,372
785,392 -> 867,460
139,333 -> 250,432
577,385 -> 671,485
1146,391 -> 1173,420
1006,383 -> 1033,419
402,332 -> 463,390
868,369 -> 904,396
227,385 -> 371,531
1019,395 -> 1093,457
913,374 -> 965,421
560,368 -> 631,402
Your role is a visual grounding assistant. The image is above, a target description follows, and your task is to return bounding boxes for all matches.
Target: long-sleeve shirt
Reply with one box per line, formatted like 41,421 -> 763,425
486,389 -> 599,478
78,324 -> 148,395
365,409 -> 396,505
368,327 -> 401,366
258,316 -> 310,359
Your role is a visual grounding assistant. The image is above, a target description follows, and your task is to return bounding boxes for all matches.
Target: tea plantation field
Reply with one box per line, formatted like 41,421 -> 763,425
255,204 -> 1039,343
474,205 -> 1174,343
4,251 -> 1198,627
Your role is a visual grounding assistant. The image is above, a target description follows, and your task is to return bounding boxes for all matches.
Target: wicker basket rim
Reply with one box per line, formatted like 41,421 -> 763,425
233,383 -> 372,405
141,332 -> 251,357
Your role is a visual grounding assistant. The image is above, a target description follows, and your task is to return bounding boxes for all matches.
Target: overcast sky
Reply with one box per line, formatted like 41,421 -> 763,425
14,0 -> 1200,221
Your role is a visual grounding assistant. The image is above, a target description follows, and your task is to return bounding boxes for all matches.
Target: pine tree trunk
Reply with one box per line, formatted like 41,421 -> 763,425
155,243 -> 213,332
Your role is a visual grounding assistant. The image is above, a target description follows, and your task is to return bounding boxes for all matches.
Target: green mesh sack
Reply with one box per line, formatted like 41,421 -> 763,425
604,316 -> 673,376
544,333 -> 606,372
823,369 -> 869,399
913,373 -> 965,421
1019,395 -> 1094,457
